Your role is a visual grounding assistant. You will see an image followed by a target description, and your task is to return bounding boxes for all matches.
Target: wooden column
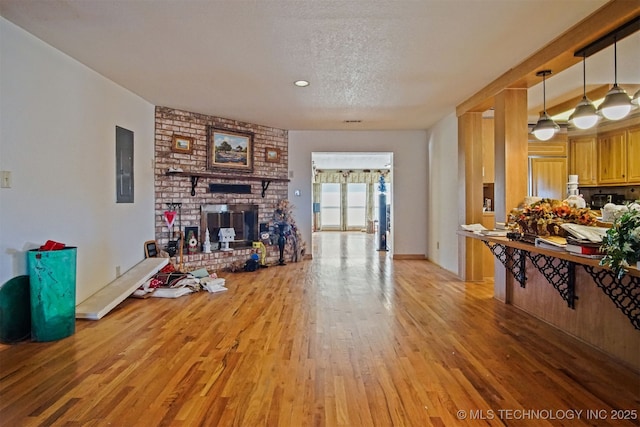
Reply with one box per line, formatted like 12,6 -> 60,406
458,112 -> 484,281
493,88 -> 528,301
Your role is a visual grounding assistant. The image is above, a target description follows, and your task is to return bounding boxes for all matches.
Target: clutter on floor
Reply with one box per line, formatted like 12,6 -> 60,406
132,263 -> 227,299
77,257 -> 169,319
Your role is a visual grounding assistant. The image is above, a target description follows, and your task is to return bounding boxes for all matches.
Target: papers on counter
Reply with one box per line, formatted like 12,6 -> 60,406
560,223 -> 609,243
481,230 -> 509,236
460,224 -> 508,236
460,223 -> 487,233
535,236 -> 567,250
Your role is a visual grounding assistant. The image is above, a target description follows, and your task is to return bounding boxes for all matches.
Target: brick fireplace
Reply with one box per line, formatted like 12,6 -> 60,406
154,107 -> 289,271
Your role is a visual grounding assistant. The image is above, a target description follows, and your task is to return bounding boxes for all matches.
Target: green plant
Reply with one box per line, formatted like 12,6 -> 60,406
600,207 -> 640,279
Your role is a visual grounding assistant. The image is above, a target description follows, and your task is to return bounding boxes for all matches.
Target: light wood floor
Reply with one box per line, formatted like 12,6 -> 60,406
1,232 -> 638,426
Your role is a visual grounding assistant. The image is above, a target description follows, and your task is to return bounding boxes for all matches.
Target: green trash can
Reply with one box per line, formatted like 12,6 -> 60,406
27,247 -> 77,341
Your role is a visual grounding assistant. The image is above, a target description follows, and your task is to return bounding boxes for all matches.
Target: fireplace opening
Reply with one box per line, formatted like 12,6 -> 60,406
201,204 -> 258,249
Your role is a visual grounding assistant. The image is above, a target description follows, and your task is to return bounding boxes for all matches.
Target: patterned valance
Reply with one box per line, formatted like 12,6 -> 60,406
313,169 -> 391,184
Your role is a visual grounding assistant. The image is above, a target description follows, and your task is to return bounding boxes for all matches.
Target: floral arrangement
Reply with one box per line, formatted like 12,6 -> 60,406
274,199 -> 294,226
509,198 -> 597,237
273,199 -> 306,261
599,206 -> 640,279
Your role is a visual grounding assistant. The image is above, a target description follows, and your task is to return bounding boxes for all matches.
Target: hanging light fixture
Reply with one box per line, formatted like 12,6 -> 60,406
569,55 -> 599,130
532,70 -> 559,141
597,39 -> 632,120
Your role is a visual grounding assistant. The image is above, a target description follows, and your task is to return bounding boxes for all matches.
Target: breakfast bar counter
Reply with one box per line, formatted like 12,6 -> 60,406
460,231 -> 640,371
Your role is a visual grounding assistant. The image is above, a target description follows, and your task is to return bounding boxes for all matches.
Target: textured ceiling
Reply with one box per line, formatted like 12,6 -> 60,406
2,0 -> 637,131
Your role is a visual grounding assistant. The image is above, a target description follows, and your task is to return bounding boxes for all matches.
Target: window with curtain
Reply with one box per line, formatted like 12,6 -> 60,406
313,169 -> 392,232
320,183 -> 341,228
346,183 -> 366,229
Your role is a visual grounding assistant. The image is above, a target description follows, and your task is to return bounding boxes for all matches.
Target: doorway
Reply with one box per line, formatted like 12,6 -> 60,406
311,152 -> 392,254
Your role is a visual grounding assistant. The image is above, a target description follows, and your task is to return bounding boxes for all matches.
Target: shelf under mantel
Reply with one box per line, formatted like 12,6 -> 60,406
165,171 -> 290,197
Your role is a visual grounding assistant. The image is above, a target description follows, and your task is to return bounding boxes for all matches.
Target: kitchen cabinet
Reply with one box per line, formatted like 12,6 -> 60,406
627,126 -> 640,183
482,118 -> 494,183
597,129 -> 627,184
569,136 -> 597,185
569,122 -> 640,186
528,138 -> 567,199
529,157 -> 567,200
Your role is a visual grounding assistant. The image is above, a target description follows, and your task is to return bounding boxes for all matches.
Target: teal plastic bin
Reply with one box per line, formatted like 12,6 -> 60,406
27,247 -> 77,341
0,275 -> 31,343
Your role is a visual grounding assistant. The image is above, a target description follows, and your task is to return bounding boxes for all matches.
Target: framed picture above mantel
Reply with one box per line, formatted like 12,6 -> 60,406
265,147 -> 281,163
207,126 -> 253,172
171,134 -> 194,154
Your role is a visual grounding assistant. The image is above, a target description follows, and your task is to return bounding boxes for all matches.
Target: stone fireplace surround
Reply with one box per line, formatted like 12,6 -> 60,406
154,107 -> 289,272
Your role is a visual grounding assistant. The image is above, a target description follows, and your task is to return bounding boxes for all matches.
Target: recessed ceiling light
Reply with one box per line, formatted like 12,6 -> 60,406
344,120 -> 362,123
294,80 -> 309,87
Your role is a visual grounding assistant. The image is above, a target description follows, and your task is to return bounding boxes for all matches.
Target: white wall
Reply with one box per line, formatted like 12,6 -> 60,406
425,112 -> 460,274
0,18 -> 156,303
288,130 -> 428,257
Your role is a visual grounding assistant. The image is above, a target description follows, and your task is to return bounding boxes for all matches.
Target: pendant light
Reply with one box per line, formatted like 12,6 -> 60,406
569,55 -> 599,129
597,39 -> 632,120
532,70 -> 559,141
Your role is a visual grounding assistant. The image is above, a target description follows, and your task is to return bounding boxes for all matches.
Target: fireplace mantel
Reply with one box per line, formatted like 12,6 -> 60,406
166,170 -> 290,196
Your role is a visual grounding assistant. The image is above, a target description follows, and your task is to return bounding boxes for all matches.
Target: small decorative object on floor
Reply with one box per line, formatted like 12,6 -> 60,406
277,222 -> 287,266
245,253 -> 261,271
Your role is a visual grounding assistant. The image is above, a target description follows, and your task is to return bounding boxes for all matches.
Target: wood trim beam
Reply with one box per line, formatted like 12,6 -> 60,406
545,84 -> 640,117
544,85 -> 610,117
456,0 -> 640,116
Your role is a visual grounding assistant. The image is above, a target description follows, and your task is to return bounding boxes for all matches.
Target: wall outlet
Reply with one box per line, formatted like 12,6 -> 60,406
437,241 -> 440,249
116,265 -> 121,277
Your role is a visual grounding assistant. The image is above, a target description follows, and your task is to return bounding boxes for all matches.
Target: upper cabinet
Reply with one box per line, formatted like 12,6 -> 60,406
528,137 -> 567,199
568,116 -> 640,187
627,126 -> 640,183
569,136 -> 597,185
482,118 -> 494,184
597,129 -> 627,184
529,157 -> 567,200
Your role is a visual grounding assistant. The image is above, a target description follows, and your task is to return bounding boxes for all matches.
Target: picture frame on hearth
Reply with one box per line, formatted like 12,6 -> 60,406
171,134 -> 194,154
207,126 -> 253,172
184,226 -> 199,250
265,147 -> 280,163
